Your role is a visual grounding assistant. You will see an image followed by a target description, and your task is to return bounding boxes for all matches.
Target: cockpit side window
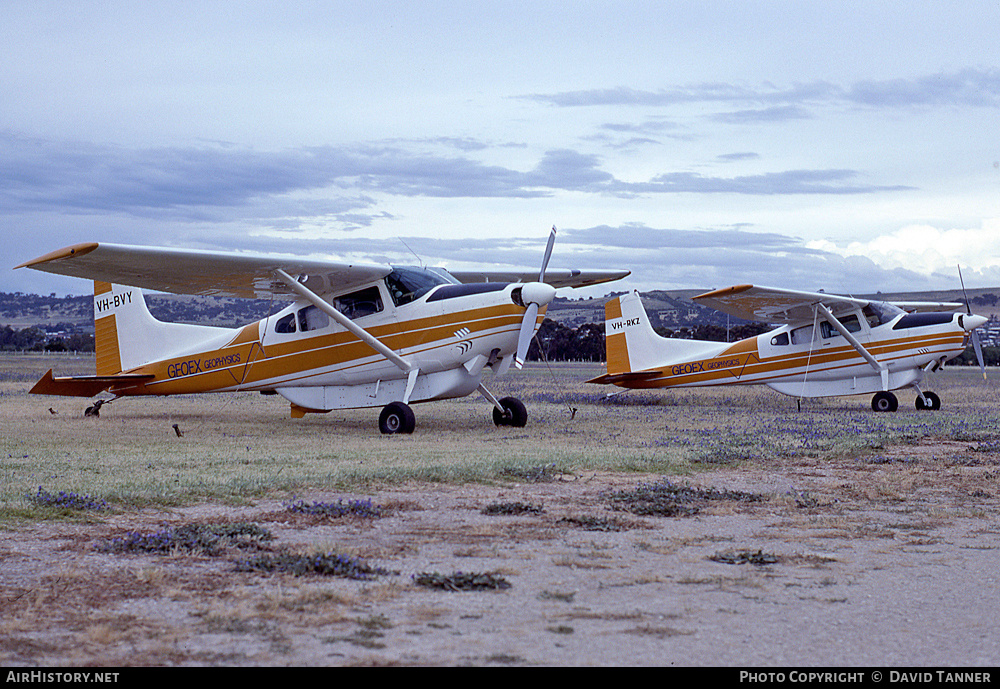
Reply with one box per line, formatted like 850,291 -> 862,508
385,266 -> 456,306
820,314 -> 862,338
333,286 -> 383,320
863,301 -> 904,328
298,304 -> 330,331
274,312 -> 296,334
770,332 -> 789,346
791,325 -> 814,345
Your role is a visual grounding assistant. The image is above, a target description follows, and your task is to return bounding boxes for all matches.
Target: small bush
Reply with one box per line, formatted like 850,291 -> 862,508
283,497 -> 382,518
98,522 -> 273,555
28,487 -> 108,512
481,501 -> 543,516
236,552 -> 393,580
412,571 -> 511,591
710,549 -> 779,566
604,479 -> 764,518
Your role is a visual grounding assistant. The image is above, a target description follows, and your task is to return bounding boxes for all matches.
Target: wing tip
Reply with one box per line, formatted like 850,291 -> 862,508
15,243 -> 100,270
693,284 -> 754,301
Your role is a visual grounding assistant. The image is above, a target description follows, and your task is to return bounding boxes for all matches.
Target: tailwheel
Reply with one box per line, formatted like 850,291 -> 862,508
871,391 -> 898,413
379,401 -> 415,434
492,396 -> 528,427
915,391 -> 941,411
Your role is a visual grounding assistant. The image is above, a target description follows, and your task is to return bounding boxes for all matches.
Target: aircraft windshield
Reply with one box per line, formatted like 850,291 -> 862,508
863,301 -> 905,327
385,266 -> 458,306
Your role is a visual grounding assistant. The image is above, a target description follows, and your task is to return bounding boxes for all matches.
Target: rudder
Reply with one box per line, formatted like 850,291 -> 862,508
603,291 -> 666,374
603,291 -> 724,375
92,281 -> 233,374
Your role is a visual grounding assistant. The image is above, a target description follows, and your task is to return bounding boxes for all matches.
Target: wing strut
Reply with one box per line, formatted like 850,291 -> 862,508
815,303 -> 889,390
273,269 -> 413,375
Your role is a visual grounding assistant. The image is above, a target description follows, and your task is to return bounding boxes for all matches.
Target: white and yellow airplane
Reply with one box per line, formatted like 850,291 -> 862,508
16,229 -> 628,433
588,285 -> 987,411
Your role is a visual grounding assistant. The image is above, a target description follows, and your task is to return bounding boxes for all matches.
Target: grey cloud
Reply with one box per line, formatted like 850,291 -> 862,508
520,81 -> 843,108
521,69 -> 1000,112
633,170 -> 912,195
0,131 -> 912,230
545,225 -> 949,295
711,105 -> 813,124
847,69 -> 1000,108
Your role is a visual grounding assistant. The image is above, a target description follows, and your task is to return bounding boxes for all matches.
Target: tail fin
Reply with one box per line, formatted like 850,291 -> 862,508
94,282 -> 153,374
603,291 -> 667,374
93,281 -> 232,373
603,291 -> 724,374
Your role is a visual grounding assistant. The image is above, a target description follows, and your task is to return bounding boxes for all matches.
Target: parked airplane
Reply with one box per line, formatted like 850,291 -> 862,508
588,285 -> 987,411
16,229 -> 628,433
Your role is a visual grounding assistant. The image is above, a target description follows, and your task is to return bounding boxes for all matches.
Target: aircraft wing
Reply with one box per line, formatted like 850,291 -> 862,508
15,243 -> 392,299
449,269 -> 630,289
692,284 -> 870,324
888,300 -> 963,313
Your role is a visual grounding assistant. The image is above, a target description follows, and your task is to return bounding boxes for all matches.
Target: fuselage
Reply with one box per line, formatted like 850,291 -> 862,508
601,299 -> 973,398
103,268 -> 542,408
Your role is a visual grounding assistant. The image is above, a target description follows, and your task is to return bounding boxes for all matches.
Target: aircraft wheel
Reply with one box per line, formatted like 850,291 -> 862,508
915,391 -> 941,411
492,396 -> 528,427
871,391 -> 898,413
379,401 -> 415,434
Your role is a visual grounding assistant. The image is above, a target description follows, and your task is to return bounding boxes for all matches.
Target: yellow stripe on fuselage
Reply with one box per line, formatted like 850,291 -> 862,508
112,301 -> 535,396
621,330 -> 964,390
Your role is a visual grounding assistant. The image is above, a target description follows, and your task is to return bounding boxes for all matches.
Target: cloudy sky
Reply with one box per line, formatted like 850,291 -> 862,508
4,1 -> 1000,298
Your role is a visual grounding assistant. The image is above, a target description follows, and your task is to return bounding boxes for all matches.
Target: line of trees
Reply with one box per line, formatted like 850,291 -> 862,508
0,325 -> 95,352
525,319 -> 773,362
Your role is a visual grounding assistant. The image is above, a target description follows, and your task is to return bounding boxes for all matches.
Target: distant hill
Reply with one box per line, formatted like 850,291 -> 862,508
548,286 -> 1000,329
0,292 -> 290,332
3,285 -> 999,333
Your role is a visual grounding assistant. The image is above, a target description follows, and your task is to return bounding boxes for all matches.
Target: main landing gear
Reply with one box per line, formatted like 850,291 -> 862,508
378,401 -> 416,434
377,391 -> 529,435
871,391 -> 898,412
870,390 -> 942,412
492,396 -> 528,428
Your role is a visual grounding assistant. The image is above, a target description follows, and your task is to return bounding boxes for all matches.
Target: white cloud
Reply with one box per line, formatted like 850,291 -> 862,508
806,219 -> 1000,285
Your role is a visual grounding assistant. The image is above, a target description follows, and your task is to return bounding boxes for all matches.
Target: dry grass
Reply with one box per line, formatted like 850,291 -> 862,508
4,355 -> 999,515
3,354 -> 1000,666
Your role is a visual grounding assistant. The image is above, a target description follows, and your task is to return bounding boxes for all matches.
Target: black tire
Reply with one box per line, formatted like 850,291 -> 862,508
492,396 -> 528,427
915,391 -> 941,411
379,401 -> 415,434
871,391 -> 898,413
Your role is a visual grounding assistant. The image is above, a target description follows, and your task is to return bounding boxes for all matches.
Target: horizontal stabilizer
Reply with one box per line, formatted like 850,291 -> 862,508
586,370 -> 661,385
30,369 -> 154,397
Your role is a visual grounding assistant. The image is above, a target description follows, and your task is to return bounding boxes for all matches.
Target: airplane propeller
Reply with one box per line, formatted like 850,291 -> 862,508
959,265 -> 988,380
514,226 -> 558,368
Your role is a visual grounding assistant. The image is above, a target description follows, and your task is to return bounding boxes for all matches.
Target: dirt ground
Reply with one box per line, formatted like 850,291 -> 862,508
3,439 -> 998,667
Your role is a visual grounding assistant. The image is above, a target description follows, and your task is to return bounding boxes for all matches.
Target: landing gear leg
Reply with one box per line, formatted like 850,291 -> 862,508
379,401 -> 415,434
478,383 -> 528,428
871,391 -> 898,412
915,390 -> 941,411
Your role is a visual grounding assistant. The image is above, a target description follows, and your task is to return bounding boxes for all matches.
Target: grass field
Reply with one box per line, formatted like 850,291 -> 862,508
3,353 -> 1000,666
3,353 -> 998,517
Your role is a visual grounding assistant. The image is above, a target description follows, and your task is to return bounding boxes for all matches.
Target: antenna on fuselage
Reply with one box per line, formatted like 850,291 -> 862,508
399,238 -> 424,268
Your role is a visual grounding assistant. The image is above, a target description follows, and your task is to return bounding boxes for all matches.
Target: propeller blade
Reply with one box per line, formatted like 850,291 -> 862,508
958,265 -> 987,380
514,303 -> 539,369
958,264 -> 972,315
973,328 -> 987,380
539,226 -> 556,282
